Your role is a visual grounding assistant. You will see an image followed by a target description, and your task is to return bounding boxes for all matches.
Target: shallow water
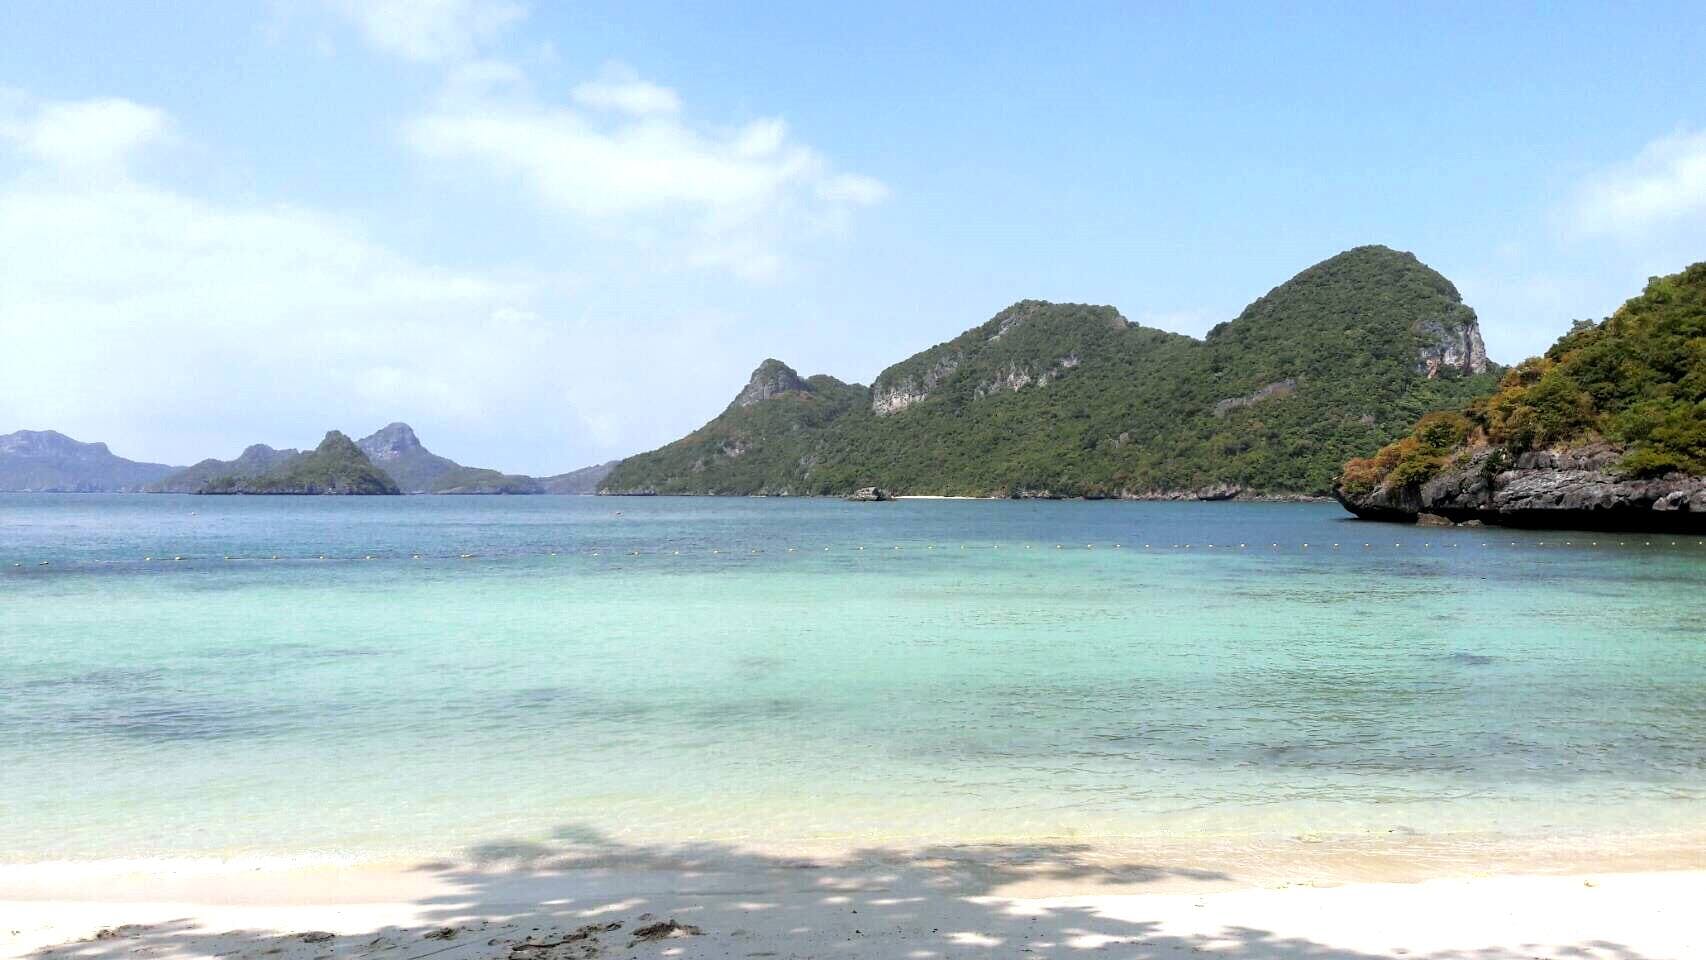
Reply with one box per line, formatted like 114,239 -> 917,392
2,495 -> 1704,866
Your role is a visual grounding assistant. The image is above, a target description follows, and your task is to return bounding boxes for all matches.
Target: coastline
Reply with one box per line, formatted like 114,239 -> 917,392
5,852 -> 1703,959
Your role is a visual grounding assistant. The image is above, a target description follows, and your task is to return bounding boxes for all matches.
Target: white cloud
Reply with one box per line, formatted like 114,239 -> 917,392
406,66 -> 886,281
571,65 -> 681,117
0,92 -> 170,171
1570,129 -> 1706,237
326,0 -> 524,63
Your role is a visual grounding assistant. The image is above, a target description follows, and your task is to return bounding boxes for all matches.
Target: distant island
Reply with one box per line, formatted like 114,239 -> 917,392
1336,262 -> 1706,530
604,245 -> 1500,498
0,431 -> 176,492
0,423 -> 613,495
197,431 -> 399,495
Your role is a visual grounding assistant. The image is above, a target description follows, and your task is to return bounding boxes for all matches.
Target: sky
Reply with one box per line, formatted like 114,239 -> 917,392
2,2 -> 1704,474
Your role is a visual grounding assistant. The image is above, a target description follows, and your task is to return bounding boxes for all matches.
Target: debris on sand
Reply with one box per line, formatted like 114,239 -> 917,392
299,932 -> 335,943
423,927 -> 457,941
627,920 -> 703,946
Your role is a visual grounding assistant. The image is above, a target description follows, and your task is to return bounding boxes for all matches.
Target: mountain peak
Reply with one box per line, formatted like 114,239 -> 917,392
357,422 -> 422,459
732,359 -> 813,408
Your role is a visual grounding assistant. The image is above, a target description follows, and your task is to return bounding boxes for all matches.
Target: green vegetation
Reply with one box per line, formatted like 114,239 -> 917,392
604,246 -> 1501,497
1342,261 -> 1706,493
202,431 -> 400,495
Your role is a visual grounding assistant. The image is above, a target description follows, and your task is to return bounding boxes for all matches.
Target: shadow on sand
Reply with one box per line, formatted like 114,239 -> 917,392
26,826 -> 1659,960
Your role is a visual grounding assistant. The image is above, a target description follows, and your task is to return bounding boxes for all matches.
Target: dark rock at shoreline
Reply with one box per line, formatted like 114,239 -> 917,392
1336,443 -> 1706,531
847,486 -> 892,501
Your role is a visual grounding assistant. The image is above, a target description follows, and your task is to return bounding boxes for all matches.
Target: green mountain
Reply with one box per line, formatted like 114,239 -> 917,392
604,246 -> 1501,497
149,443 -> 300,493
356,422 -> 541,494
201,431 -> 400,495
1337,261 -> 1706,528
0,430 -> 178,492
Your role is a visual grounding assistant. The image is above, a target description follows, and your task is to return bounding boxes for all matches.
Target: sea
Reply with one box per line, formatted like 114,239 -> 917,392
3,495 -> 1704,875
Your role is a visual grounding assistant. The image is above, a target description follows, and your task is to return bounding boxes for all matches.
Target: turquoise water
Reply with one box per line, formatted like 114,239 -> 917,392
3,495 -> 1704,866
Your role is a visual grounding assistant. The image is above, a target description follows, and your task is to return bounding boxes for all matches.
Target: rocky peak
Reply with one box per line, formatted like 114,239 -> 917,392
732,359 -> 813,408
0,429 -> 101,457
357,422 -> 422,461
316,430 -> 363,456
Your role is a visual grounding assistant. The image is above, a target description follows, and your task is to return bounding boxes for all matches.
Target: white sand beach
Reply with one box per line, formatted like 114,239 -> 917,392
5,853 -> 1703,960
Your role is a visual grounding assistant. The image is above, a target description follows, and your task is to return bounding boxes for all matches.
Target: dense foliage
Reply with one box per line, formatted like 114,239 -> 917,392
605,246 -> 1501,497
1341,261 -> 1706,494
202,431 -> 400,495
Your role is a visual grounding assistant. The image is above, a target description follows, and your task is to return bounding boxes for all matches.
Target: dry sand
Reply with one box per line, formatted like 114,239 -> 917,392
3,851 -> 1701,960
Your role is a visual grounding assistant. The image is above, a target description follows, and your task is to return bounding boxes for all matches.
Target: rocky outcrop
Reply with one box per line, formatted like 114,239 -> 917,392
871,355 -> 961,415
1413,308 -> 1489,378
846,486 -> 892,501
732,360 -> 813,409
1213,378 -> 1297,417
1336,443 -> 1706,531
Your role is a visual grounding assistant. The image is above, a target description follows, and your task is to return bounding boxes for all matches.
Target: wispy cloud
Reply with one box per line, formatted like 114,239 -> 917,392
405,64 -> 887,281
325,0 -> 524,63
1569,128 -> 1706,237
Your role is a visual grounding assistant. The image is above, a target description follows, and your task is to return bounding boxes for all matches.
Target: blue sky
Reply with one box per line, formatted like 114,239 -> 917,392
2,1 -> 1703,473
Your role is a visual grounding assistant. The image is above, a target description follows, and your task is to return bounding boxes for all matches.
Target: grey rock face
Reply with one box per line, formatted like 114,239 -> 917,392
1337,442 -> 1706,531
1414,308 -> 1489,378
1213,378 -> 1298,417
733,360 -> 813,408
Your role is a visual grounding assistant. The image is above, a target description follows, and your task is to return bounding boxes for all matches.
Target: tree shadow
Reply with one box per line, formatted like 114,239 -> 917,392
23,827 -> 1667,960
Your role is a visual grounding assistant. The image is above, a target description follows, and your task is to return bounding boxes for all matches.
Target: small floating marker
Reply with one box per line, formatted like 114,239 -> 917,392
1086,544 -> 1093,549
788,547 -> 796,552
38,560 -> 49,566
1646,541 -> 1652,546
893,545 -> 900,550
1240,543 -> 1247,549
1114,543 -> 1121,548
459,553 -> 472,559
1302,543 -> 1309,548
145,556 -> 153,561
674,550 -> 680,556
633,550 -> 642,556
1144,544 -> 1151,548
173,556 -> 183,562
1332,544 -> 1340,549
713,549 -> 720,554
857,546 -> 864,551
1363,544 -> 1370,549
1055,544 -> 1062,549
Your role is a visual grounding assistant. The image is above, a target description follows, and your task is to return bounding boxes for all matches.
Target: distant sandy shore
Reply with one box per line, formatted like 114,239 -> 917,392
4,854 -> 1702,959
